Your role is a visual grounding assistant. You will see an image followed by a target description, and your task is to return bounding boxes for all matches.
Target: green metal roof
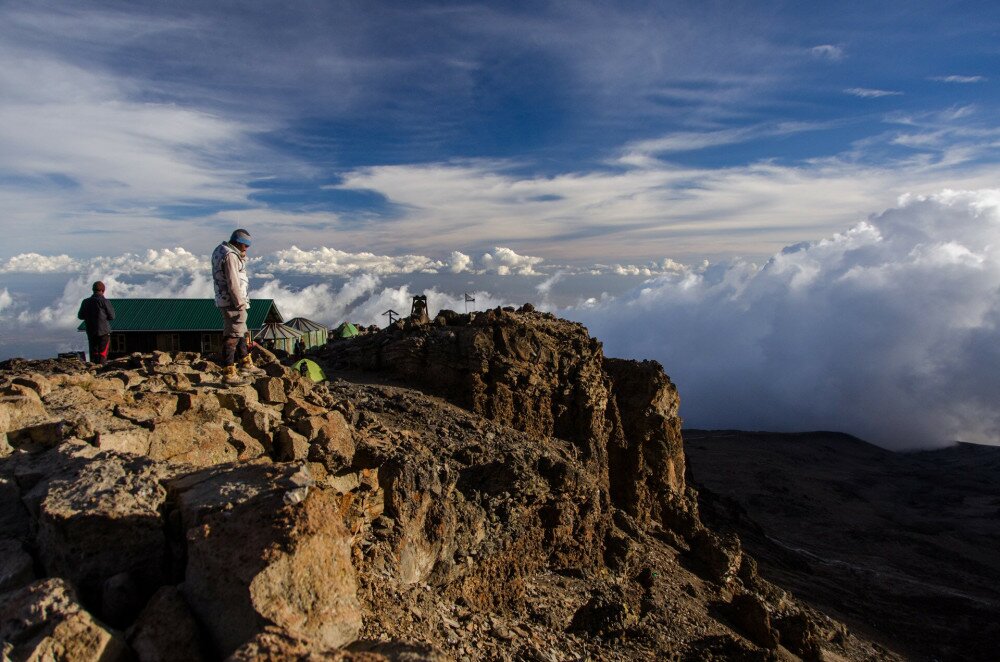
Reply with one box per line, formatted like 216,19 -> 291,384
77,299 -> 281,332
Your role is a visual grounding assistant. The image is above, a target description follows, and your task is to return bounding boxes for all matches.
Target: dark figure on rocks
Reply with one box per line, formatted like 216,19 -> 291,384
77,281 -> 115,364
294,338 -> 305,358
212,229 -> 254,382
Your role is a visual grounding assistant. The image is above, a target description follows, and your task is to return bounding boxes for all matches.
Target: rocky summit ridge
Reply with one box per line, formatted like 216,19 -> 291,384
0,308 -> 897,661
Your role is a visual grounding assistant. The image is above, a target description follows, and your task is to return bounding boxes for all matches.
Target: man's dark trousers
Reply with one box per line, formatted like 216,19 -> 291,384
88,334 -> 110,364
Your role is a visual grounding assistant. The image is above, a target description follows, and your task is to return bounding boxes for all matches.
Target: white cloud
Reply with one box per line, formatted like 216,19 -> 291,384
481,247 -> 544,276
0,288 -> 12,314
611,264 -> 655,277
810,44 -> 844,61
930,75 -> 987,84
448,251 -> 473,274
626,128 -> 756,154
2,246 -> 454,278
845,87 -> 903,98
0,254 -> 79,273
623,122 -> 827,157
248,276 -> 510,328
570,189 -> 1000,449
535,272 -> 565,303
1,248 -> 207,274
251,274 -> 380,324
266,246 -> 445,276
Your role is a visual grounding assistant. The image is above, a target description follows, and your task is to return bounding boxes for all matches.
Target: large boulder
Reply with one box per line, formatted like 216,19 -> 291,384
128,585 -> 211,662
0,578 -> 129,661
173,463 -> 361,655
35,451 -> 176,608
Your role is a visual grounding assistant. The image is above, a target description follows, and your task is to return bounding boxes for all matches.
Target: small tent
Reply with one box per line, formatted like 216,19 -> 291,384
254,322 -> 303,354
290,358 -> 326,382
334,321 -> 359,338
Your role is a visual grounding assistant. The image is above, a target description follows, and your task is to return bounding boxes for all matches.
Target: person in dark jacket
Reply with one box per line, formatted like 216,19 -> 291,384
77,281 -> 116,364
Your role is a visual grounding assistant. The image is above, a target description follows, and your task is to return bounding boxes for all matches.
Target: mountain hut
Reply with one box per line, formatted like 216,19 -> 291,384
76,298 -> 283,359
285,317 -> 328,349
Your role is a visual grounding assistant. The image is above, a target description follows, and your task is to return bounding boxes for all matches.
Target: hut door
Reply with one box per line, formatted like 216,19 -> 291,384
156,333 -> 180,352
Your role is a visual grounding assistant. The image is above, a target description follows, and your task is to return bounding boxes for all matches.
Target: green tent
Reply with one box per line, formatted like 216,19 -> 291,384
290,358 -> 326,382
335,322 -> 359,338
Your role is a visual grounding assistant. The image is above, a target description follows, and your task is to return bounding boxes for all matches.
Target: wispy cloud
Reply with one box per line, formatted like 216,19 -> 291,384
845,87 -> 903,98
332,142 -> 1000,263
929,75 -> 987,84
625,121 -> 827,156
810,44 -> 844,61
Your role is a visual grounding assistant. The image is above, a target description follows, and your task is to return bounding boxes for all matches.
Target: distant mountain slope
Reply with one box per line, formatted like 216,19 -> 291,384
685,430 -> 1000,661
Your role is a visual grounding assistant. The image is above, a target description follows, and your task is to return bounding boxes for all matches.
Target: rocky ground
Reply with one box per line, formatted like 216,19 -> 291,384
1,307 -> 899,661
685,430 -> 1000,662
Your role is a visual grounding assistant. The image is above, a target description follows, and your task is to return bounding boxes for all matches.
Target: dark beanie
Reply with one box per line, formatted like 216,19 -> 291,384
230,229 -> 252,247
92,281 -> 105,293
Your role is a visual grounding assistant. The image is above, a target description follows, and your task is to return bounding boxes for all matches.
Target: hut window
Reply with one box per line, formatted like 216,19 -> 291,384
201,334 -> 222,354
111,334 -> 127,353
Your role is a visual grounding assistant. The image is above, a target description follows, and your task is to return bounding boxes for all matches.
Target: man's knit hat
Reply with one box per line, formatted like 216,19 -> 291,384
230,229 -> 252,247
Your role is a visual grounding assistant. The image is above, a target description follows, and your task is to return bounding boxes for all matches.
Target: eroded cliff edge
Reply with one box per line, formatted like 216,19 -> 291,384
0,308 -> 896,661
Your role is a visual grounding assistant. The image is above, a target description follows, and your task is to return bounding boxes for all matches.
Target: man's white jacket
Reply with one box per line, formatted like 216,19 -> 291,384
211,242 -> 249,309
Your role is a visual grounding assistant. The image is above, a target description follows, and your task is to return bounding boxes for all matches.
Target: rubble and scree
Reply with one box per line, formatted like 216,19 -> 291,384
0,311 -> 900,661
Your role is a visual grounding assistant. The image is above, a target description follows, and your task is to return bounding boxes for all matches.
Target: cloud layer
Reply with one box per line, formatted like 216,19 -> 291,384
0,246 -> 545,278
571,190 -> 1000,449
6,190 -> 1000,450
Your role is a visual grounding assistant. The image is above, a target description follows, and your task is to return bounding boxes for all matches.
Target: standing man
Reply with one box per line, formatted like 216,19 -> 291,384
212,229 -> 254,381
77,281 -> 116,364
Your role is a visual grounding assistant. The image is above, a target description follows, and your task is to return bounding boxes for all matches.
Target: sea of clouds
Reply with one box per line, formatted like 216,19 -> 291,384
572,189 -> 1000,449
3,190 -> 1000,449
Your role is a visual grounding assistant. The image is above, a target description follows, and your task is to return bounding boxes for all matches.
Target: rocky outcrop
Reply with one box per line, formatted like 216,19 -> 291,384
322,308 -> 691,533
0,314 -> 897,661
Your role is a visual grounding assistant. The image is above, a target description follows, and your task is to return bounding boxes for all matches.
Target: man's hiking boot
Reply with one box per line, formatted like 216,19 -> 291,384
240,354 -> 266,376
223,364 -> 247,385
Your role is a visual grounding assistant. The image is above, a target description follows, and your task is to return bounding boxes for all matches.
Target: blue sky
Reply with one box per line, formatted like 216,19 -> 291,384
2,0 -> 999,266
